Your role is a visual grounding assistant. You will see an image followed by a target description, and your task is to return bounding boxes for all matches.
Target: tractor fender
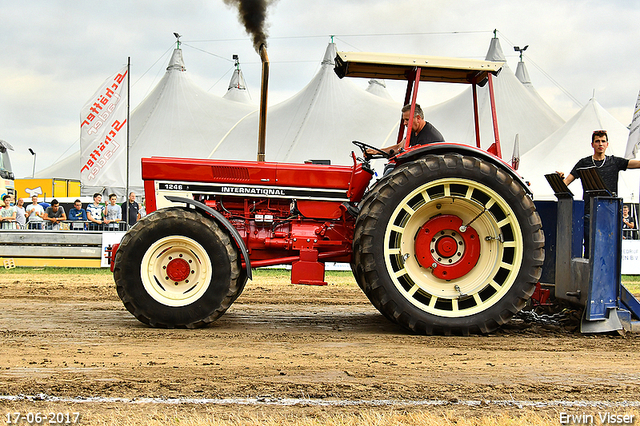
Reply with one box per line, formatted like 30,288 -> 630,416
393,142 -> 532,196
164,195 -> 252,280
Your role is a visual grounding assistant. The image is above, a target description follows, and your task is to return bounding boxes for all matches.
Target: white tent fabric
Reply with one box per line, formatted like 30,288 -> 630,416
515,59 -> 565,125
36,150 -> 80,180
519,97 -> 639,202
422,37 -> 565,160
208,43 -> 401,165
37,49 -> 257,196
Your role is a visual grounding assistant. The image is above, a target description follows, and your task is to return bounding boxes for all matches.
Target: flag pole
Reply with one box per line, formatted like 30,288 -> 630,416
125,56 -> 131,229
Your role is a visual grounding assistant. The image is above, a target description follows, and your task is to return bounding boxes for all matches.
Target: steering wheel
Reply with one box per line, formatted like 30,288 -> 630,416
352,140 -> 391,160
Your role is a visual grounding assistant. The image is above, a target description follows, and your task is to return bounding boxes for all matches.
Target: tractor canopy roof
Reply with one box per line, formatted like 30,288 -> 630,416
334,51 -> 503,85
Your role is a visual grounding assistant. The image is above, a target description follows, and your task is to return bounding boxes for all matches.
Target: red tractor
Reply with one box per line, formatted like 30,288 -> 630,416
113,51 -> 544,335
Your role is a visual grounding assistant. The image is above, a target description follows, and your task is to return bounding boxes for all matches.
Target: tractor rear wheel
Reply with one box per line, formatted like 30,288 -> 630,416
354,154 -> 544,335
114,207 -> 242,328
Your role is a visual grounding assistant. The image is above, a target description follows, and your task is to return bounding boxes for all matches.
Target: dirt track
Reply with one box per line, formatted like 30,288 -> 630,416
1,271 -> 640,423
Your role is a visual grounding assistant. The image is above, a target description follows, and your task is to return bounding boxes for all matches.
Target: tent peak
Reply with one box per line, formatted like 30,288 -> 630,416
167,49 -> 186,72
228,68 -> 247,91
322,42 -> 337,66
515,61 -> 531,85
485,36 -> 506,62
224,56 -> 252,103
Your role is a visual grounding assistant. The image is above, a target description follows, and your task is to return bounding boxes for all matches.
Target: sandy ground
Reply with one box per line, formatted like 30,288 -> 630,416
1,271 -> 640,424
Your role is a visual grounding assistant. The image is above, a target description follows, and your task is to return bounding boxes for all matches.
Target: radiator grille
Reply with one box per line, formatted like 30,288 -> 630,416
210,165 -> 250,181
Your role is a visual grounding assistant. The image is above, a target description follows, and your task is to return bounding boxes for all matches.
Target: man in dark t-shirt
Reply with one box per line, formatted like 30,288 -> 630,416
371,103 -> 444,157
558,130 -> 640,256
126,191 -> 141,226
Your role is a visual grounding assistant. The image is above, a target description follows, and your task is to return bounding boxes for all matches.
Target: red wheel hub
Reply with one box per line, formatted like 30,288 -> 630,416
414,215 -> 481,280
436,236 -> 458,257
166,258 -> 191,282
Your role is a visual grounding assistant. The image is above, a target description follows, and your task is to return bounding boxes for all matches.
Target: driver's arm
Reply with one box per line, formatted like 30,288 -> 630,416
381,142 -> 402,156
368,141 -> 402,156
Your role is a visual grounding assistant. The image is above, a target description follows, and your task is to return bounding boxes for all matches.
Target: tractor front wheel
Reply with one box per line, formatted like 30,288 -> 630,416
114,208 -> 242,328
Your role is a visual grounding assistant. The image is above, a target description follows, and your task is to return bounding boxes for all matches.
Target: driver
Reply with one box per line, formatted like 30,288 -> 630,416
370,104 -> 444,156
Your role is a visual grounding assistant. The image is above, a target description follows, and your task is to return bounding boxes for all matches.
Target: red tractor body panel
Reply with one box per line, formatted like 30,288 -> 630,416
141,155 -> 373,284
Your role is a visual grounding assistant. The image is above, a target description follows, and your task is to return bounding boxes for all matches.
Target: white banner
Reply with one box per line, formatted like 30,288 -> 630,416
80,66 -> 128,193
624,90 -> 640,159
622,240 -> 640,275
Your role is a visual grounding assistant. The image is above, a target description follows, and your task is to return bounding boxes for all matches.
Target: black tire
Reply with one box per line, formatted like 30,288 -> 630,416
354,154 -> 544,335
351,171 -> 397,291
114,207 -> 242,328
351,180 -> 382,291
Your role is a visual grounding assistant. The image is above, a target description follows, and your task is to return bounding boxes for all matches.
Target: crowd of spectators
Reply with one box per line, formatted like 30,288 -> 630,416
0,192 -> 144,231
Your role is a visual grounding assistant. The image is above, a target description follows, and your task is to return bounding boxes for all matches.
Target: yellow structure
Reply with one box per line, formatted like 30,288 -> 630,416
15,178 -> 81,200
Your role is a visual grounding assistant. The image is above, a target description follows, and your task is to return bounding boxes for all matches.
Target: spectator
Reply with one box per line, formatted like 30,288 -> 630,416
104,193 -> 122,230
622,204 -> 636,240
126,192 -> 141,226
26,195 -> 45,229
43,199 -> 67,230
558,130 -> 640,256
68,199 -> 88,221
15,198 -> 26,229
0,194 -> 17,229
68,199 -> 87,230
86,193 -> 105,230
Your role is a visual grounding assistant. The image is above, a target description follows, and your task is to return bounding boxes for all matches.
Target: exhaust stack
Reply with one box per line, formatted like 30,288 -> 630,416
257,44 -> 269,162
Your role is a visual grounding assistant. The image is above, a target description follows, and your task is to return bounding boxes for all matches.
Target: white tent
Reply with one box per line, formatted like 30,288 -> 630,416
422,36 -> 565,160
519,97 -> 639,202
37,48 -> 257,196
208,43 -> 401,165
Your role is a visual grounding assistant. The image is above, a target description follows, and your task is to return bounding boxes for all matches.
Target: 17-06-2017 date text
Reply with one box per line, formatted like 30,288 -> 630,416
5,412 -> 80,424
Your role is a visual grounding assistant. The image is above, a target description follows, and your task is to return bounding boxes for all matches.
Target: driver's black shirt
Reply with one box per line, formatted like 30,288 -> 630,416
409,122 -> 444,146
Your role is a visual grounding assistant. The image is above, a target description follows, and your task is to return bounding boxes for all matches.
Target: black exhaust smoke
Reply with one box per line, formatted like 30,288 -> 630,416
223,0 -> 275,52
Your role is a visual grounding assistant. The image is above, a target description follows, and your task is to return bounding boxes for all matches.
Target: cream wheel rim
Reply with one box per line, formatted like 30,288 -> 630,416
383,178 -> 523,317
141,235 -> 212,307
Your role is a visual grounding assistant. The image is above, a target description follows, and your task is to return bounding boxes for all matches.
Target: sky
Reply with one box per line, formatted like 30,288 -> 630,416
1,0 -> 639,179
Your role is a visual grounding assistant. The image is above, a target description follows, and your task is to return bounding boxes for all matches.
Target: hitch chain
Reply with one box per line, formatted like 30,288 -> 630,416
514,309 -> 571,326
